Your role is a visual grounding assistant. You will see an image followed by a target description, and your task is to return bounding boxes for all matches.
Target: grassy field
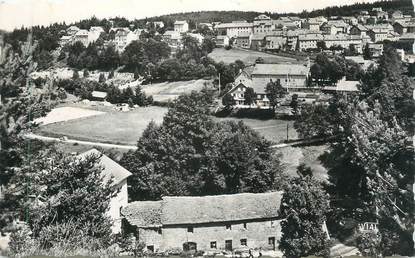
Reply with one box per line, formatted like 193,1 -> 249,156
276,144 -> 329,181
142,79 -> 212,102
208,48 -> 300,65
214,117 -> 298,143
38,106 -> 168,145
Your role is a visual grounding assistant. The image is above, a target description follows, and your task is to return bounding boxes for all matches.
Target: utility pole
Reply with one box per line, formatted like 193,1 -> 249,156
286,123 -> 289,142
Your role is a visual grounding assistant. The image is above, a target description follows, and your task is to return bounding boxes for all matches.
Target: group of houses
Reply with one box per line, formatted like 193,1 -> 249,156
73,148 -> 285,255
212,9 -> 415,57
223,61 -> 360,109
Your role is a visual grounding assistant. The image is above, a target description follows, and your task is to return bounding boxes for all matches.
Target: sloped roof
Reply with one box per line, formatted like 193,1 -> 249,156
122,201 -> 163,227
92,91 -> 108,99
78,149 -> 132,186
215,22 -> 253,29
122,192 -> 282,227
255,14 -> 271,20
174,20 -> 188,25
252,64 -> 309,76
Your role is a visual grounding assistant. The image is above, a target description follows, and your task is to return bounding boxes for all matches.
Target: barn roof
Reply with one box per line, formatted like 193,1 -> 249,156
122,192 -> 282,228
78,149 -> 132,186
252,64 -> 309,76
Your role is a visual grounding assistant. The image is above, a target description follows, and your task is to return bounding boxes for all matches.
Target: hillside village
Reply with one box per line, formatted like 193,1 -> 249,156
0,0 -> 414,257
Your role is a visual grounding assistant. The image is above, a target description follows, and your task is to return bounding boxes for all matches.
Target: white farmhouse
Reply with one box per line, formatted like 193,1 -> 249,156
174,20 -> 189,33
78,149 -> 132,234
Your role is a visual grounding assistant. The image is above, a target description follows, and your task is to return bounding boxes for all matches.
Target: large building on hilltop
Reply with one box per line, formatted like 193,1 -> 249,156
121,192 -> 283,253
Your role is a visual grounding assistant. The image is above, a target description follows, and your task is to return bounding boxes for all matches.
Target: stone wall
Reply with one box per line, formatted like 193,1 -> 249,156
137,218 -> 283,253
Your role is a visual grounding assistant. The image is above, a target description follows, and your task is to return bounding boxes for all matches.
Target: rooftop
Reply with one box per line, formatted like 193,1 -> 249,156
122,191 -> 282,227
215,22 -> 253,29
78,149 -> 132,186
252,63 -> 309,76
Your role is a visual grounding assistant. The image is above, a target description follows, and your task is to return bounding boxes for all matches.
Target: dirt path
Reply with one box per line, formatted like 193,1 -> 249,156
25,133 -> 138,150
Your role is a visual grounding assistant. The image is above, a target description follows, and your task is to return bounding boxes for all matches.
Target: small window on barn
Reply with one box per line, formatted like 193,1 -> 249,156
240,238 -> 247,246
226,224 -> 232,230
187,227 -> 194,233
210,241 -> 217,249
158,228 -> 162,234
271,220 -> 277,228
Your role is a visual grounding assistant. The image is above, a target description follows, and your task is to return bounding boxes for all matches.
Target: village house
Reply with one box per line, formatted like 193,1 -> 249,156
250,34 -> 266,51
393,21 -> 415,35
234,33 -> 251,48
162,30 -> 182,54
320,20 -> 349,35
91,91 -> 108,101
298,34 -> 323,50
73,29 -> 89,46
323,34 -> 362,49
367,43 -> 384,58
187,33 -> 205,44
253,14 -> 273,34
114,29 -> 140,52
397,33 -> 415,54
214,35 -> 230,48
251,63 -> 310,90
67,25 -> 80,36
146,21 -> 165,29
342,16 -> 358,26
215,22 -> 254,38
350,24 -> 369,37
370,7 -> 388,20
303,17 -> 327,31
198,23 -> 213,31
79,149 -> 132,234
265,32 -> 286,50
366,24 -> 394,43
88,26 -> 105,44
121,192 -> 283,253
174,21 -> 189,33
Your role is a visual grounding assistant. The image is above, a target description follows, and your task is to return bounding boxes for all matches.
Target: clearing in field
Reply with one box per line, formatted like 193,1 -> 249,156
38,106 -> 168,145
34,106 -> 105,125
141,79 -> 211,102
208,48 -> 299,65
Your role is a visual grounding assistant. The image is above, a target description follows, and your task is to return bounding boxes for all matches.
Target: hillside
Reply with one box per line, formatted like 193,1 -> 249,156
140,0 -> 414,26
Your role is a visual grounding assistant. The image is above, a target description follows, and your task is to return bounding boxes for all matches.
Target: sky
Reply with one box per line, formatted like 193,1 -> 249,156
0,0 -> 381,31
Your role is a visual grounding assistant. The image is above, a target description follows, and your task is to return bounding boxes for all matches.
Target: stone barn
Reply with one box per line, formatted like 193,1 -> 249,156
121,192 -> 283,253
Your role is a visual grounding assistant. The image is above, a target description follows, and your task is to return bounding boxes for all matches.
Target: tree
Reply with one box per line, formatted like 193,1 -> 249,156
222,93 -> 235,109
121,91 -> 282,200
266,79 -> 287,109
279,165 -> 331,258
98,73 -> 106,83
290,94 -> 299,115
72,70 -> 80,80
244,87 -> 256,106
83,69 -> 89,78
317,40 -> 327,51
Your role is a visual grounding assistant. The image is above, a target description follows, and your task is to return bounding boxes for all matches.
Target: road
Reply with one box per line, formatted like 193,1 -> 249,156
24,133 -> 138,150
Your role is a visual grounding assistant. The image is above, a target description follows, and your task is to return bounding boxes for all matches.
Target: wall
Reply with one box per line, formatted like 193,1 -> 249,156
108,179 -> 129,234
138,218 -> 282,253
252,75 -> 307,88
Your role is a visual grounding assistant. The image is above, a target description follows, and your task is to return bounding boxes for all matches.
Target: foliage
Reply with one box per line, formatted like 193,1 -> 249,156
265,79 -> 287,109
121,91 -> 283,200
244,87 -> 256,105
356,231 -> 382,257
222,93 -> 235,109
279,165 -> 331,258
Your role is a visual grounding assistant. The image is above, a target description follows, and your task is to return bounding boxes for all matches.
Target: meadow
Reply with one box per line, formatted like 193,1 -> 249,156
208,48 -> 300,65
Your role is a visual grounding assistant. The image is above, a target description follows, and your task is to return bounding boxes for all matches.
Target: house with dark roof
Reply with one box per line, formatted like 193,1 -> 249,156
121,192 -> 283,253
251,63 -> 310,90
78,149 -> 132,234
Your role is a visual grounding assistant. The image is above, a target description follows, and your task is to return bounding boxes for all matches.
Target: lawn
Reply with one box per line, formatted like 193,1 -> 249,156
208,48 -> 299,65
141,79 -> 212,102
214,117 -> 298,143
38,106 -> 168,145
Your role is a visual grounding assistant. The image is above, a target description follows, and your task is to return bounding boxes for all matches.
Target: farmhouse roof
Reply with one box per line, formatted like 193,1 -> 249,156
122,201 -> 163,227
91,91 -> 108,99
252,64 -> 309,76
122,192 -> 282,227
78,149 -> 132,186
174,20 -> 188,25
